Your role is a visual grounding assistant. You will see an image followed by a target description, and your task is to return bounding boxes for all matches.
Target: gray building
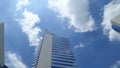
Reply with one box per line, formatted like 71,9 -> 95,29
32,30 -> 76,68
0,23 -> 4,67
111,15 -> 120,32
0,23 -> 7,68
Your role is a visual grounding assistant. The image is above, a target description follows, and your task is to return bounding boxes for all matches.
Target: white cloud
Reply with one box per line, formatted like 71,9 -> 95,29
16,0 -> 30,11
74,43 -> 85,49
15,0 -> 42,48
17,9 -> 41,47
102,0 -> 120,41
15,0 -> 42,54
6,52 -> 27,68
49,0 -> 96,32
111,60 -> 120,68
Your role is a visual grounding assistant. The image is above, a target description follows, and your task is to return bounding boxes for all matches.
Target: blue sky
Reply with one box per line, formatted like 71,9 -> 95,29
1,0 -> 120,68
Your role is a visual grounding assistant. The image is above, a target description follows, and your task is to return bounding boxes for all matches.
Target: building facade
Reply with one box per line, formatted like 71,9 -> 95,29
0,23 -> 7,68
0,23 -> 4,67
111,15 -> 120,32
32,30 -> 75,68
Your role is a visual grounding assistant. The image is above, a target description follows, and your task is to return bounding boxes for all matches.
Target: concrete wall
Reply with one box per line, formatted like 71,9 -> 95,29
36,31 -> 52,68
0,23 -> 4,67
111,15 -> 120,32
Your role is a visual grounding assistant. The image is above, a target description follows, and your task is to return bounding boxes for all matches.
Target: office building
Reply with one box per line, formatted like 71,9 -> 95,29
111,15 -> 120,32
0,23 -> 8,68
0,23 -> 4,67
32,30 -> 75,68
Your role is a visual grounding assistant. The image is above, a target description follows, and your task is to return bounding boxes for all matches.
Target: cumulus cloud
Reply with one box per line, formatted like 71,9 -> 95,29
74,43 -> 85,49
15,0 -> 42,48
17,9 -> 41,47
111,60 -> 120,68
102,0 -> 120,41
49,0 -> 96,32
6,52 -> 27,68
16,0 -> 30,11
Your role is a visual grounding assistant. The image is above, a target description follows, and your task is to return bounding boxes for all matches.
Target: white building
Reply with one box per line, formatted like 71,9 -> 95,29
32,30 -> 76,68
111,15 -> 120,32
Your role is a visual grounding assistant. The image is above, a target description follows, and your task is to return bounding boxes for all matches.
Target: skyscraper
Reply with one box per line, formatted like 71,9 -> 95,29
0,23 -> 4,67
0,23 -> 7,68
32,30 -> 76,68
111,15 -> 120,32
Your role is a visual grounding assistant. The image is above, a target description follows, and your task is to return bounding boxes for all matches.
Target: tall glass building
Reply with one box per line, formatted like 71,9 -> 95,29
32,30 -> 75,68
